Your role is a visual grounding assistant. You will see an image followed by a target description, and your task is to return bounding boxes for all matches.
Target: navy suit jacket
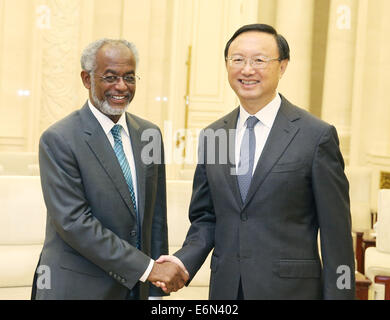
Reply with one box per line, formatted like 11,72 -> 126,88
175,94 -> 355,299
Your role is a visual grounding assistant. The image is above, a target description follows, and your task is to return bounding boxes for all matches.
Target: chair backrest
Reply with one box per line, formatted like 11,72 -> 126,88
345,166 -> 373,230
0,152 -> 39,176
0,176 -> 46,244
365,246 -> 390,300
377,189 -> 390,253
0,176 -> 46,297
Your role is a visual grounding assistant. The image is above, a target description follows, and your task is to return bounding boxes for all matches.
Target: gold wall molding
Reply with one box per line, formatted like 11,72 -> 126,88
380,171 -> 390,189
366,153 -> 390,168
0,137 -> 25,151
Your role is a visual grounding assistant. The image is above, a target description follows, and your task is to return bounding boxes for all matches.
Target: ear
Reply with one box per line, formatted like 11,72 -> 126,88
81,70 -> 92,89
279,59 -> 288,79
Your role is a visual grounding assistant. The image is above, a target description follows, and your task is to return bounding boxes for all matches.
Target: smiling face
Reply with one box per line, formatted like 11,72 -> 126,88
81,43 -> 136,123
226,31 -> 288,114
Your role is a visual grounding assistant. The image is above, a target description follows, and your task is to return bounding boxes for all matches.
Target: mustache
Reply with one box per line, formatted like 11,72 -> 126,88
105,92 -> 132,99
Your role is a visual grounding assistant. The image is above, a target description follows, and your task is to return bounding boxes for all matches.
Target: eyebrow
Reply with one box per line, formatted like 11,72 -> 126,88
230,52 -> 269,57
103,69 -> 135,75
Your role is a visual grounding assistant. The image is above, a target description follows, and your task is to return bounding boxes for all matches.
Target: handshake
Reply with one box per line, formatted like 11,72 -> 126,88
147,255 -> 189,293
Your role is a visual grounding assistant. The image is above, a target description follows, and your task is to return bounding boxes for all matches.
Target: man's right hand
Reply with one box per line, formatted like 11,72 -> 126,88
147,260 -> 189,293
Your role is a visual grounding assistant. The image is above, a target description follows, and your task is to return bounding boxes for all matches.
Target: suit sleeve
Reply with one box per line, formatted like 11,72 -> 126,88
149,130 -> 169,296
174,130 -> 216,282
312,125 -> 355,299
39,128 -> 151,291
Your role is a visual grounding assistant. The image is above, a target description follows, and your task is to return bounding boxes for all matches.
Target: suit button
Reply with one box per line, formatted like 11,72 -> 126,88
130,230 -> 137,237
109,271 -> 113,276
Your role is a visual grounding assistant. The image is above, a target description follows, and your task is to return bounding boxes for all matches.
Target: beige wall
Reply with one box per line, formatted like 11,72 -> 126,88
1,0 -> 390,197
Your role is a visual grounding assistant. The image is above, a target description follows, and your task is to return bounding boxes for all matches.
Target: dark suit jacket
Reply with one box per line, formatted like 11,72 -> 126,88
32,102 -> 168,299
175,94 -> 355,299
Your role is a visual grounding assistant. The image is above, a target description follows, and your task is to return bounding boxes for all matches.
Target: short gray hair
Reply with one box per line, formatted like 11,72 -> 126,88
80,38 -> 139,73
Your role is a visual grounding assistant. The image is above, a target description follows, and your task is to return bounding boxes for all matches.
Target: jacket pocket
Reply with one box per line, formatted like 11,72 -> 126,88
60,250 -> 104,278
273,259 -> 321,278
271,161 -> 303,173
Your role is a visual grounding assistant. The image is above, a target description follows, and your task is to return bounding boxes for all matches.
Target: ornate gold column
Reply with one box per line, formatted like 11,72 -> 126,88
275,0 -> 315,110
349,0 -> 368,166
38,0 -> 82,135
320,0 -> 358,164
364,0 -> 390,158
362,0 -> 390,211
258,0 -> 277,26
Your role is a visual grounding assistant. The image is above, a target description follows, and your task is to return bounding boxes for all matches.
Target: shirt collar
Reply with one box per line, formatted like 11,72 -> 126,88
238,93 -> 281,130
88,99 -> 129,137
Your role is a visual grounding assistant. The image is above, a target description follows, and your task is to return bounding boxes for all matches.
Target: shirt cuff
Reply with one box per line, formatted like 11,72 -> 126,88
139,259 -> 154,282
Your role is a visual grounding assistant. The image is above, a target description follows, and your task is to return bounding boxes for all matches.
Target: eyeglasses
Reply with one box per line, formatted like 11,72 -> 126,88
226,55 -> 281,69
98,74 -> 140,85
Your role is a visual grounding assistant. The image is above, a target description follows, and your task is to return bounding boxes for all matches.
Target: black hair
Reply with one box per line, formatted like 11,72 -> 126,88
224,23 -> 290,61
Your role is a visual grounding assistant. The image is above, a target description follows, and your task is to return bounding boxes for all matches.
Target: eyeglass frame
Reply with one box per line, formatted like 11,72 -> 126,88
96,73 -> 140,85
226,55 -> 282,69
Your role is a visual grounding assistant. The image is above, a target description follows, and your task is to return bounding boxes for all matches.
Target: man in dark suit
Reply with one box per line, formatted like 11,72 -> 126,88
31,39 -> 188,300
156,24 -> 355,299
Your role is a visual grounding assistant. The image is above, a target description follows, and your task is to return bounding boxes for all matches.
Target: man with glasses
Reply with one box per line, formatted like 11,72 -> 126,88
32,39 -> 188,300
156,24 -> 355,299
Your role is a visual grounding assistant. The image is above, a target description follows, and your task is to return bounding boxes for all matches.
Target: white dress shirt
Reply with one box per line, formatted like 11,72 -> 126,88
88,100 -> 154,283
235,93 -> 281,174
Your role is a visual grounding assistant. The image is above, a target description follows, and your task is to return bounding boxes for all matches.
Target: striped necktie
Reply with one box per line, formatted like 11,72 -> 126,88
111,124 -> 140,248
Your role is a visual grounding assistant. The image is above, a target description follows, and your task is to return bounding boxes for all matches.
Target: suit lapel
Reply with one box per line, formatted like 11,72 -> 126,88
221,108 -> 243,207
126,113 -> 147,229
80,104 -> 137,218
243,97 -> 300,209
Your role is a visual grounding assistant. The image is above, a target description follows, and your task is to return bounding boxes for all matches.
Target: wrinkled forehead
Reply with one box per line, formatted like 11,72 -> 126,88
95,44 -> 136,72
